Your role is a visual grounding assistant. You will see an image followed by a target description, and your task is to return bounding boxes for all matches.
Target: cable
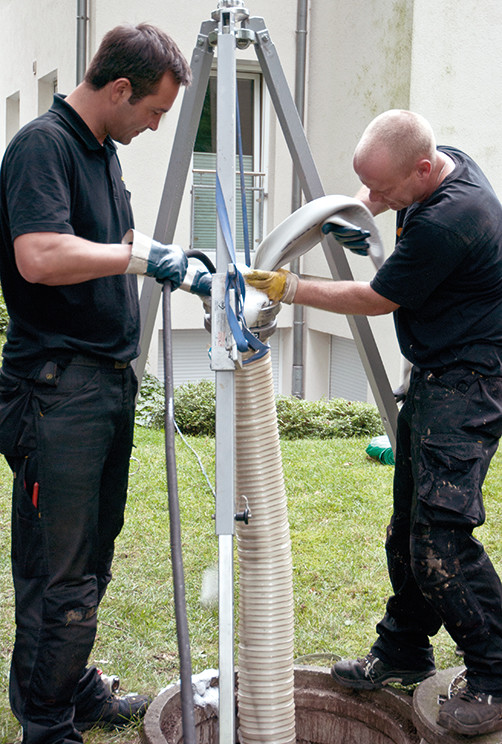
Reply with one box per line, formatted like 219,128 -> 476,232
174,420 -> 216,499
185,250 -> 216,274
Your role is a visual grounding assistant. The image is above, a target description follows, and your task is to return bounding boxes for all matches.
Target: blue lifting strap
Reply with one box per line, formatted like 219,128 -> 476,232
215,175 -> 269,363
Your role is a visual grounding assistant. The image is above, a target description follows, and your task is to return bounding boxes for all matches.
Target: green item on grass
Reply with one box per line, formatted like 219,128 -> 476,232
366,435 -> 395,465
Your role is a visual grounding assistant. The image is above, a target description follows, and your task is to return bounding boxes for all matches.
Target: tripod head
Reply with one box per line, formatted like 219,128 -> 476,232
211,0 -> 249,23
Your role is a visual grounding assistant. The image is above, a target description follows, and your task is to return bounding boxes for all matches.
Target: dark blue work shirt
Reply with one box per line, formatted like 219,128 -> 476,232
0,94 -> 140,376
371,146 -> 502,375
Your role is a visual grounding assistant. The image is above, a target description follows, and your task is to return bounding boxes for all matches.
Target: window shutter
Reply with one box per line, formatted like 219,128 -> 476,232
192,152 -> 254,253
329,335 -> 367,402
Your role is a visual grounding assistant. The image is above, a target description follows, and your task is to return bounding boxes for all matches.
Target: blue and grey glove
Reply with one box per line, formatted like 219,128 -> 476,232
123,229 -> 188,289
322,219 -> 371,256
181,266 -> 212,296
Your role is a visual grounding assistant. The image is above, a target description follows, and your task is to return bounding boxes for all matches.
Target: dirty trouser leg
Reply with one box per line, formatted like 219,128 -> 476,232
411,522 -> 502,693
374,368 -> 502,692
9,362 -> 137,744
372,384 -> 440,670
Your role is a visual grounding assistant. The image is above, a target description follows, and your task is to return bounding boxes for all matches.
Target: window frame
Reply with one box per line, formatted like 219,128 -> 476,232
190,68 -> 268,256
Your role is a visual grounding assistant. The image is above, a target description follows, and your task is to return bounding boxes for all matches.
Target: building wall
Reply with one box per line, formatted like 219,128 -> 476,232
410,0 -> 502,194
0,0 -> 75,124
0,1 -> 501,404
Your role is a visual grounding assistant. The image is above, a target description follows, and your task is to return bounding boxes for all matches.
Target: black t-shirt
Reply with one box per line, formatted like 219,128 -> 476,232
371,146 -> 502,374
0,94 -> 140,376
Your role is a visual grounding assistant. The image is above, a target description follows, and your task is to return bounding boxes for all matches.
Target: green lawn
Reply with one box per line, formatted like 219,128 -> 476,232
1,428 -> 502,742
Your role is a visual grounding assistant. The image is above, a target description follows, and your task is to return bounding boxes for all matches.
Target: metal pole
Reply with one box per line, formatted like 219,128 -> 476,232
76,0 -> 88,85
291,0 -> 309,398
214,8 -> 238,741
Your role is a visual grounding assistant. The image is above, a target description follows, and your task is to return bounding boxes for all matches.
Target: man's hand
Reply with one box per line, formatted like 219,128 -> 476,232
144,242 -> 188,287
123,229 -> 188,289
322,220 -> 371,256
181,266 -> 212,296
245,268 -> 299,304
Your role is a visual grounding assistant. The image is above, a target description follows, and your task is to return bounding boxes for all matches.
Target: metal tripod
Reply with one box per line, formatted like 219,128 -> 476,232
135,3 -> 399,742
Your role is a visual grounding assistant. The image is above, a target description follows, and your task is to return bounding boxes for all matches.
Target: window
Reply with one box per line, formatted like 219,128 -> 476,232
191,72 -> 265,254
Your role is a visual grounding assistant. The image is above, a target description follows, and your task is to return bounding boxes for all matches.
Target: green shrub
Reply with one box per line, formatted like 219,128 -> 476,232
0,286 -> 8,334
136,376 -> 384,439
174,379 -> 216,436
135,372 -> 166,429
276,395 -> 384,439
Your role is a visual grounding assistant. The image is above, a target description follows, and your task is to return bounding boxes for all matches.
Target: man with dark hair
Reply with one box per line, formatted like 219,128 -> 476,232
84,23 -> 192,101
247,109 -> 502,737
0,22 -> 191,744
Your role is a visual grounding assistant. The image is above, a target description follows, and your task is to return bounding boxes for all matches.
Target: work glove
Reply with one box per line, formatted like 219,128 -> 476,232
322,219 -> 371,256
245,268 -> 299,304
181,265 -> 212,296
122,229 -> 188,289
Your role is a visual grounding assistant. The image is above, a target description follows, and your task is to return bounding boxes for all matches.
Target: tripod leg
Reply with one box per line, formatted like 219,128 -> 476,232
248,16 -> 398,443
135,19 -> 216,384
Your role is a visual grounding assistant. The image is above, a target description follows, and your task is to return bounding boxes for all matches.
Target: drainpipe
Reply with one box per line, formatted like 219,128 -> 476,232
76,0 -> 88,85
291,0 -> 309,398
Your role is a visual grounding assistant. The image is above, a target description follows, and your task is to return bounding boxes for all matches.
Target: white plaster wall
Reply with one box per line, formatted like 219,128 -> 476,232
0,0 -> 75,131
299,0 -> 413,399
304,328 -> 331,401
410,0 -> 502,195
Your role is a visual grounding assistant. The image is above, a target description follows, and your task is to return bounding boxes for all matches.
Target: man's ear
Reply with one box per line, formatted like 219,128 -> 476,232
109,78 -> 132,103
416,158 -> 432,179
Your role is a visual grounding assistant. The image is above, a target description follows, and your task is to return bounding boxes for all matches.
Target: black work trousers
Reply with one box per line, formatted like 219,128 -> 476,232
4,358 -> 137,744
372,366 -> 502,694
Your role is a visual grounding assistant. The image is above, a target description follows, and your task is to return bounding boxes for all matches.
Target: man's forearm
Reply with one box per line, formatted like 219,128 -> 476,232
14,232 -> 130,285
293,278 -> 399,316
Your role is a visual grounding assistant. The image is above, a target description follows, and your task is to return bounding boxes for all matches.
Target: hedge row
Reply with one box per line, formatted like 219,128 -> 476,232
136,374 -> 384,439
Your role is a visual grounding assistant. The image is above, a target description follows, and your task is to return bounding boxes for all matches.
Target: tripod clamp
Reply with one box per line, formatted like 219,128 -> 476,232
209,1 -> 254,48
211,0 -> 249,23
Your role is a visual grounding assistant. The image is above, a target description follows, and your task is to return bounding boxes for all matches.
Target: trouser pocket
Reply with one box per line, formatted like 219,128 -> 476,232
417,437 -> 486,526
11,457 -> 48,578
0,370 -> 33,457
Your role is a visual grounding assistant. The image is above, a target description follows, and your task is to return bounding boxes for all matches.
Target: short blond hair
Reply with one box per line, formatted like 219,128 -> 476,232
354,110 -> 437,175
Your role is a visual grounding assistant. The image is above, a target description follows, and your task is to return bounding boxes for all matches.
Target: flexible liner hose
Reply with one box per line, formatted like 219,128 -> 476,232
235,351 -> 296,744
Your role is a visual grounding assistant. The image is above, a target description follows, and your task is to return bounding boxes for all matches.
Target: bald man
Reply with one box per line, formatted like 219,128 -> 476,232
247,110 -> 502,737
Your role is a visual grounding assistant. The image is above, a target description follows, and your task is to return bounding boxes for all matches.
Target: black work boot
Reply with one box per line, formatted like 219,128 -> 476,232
331,652 -> 436,690
74,691 -> 151,731
438,687 -> 502,736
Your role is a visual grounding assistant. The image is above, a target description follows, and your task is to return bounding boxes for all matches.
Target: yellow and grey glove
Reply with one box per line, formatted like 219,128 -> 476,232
245,268 -> 299,304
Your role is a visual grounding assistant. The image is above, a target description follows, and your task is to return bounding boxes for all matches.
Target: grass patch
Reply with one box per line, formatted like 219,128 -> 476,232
1,429 -> 502,742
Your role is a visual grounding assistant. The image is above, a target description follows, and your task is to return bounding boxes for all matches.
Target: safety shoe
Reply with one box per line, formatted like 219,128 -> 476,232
437,687 -> 502,736
331,652 -> 436,690
74,691 -> 151,731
